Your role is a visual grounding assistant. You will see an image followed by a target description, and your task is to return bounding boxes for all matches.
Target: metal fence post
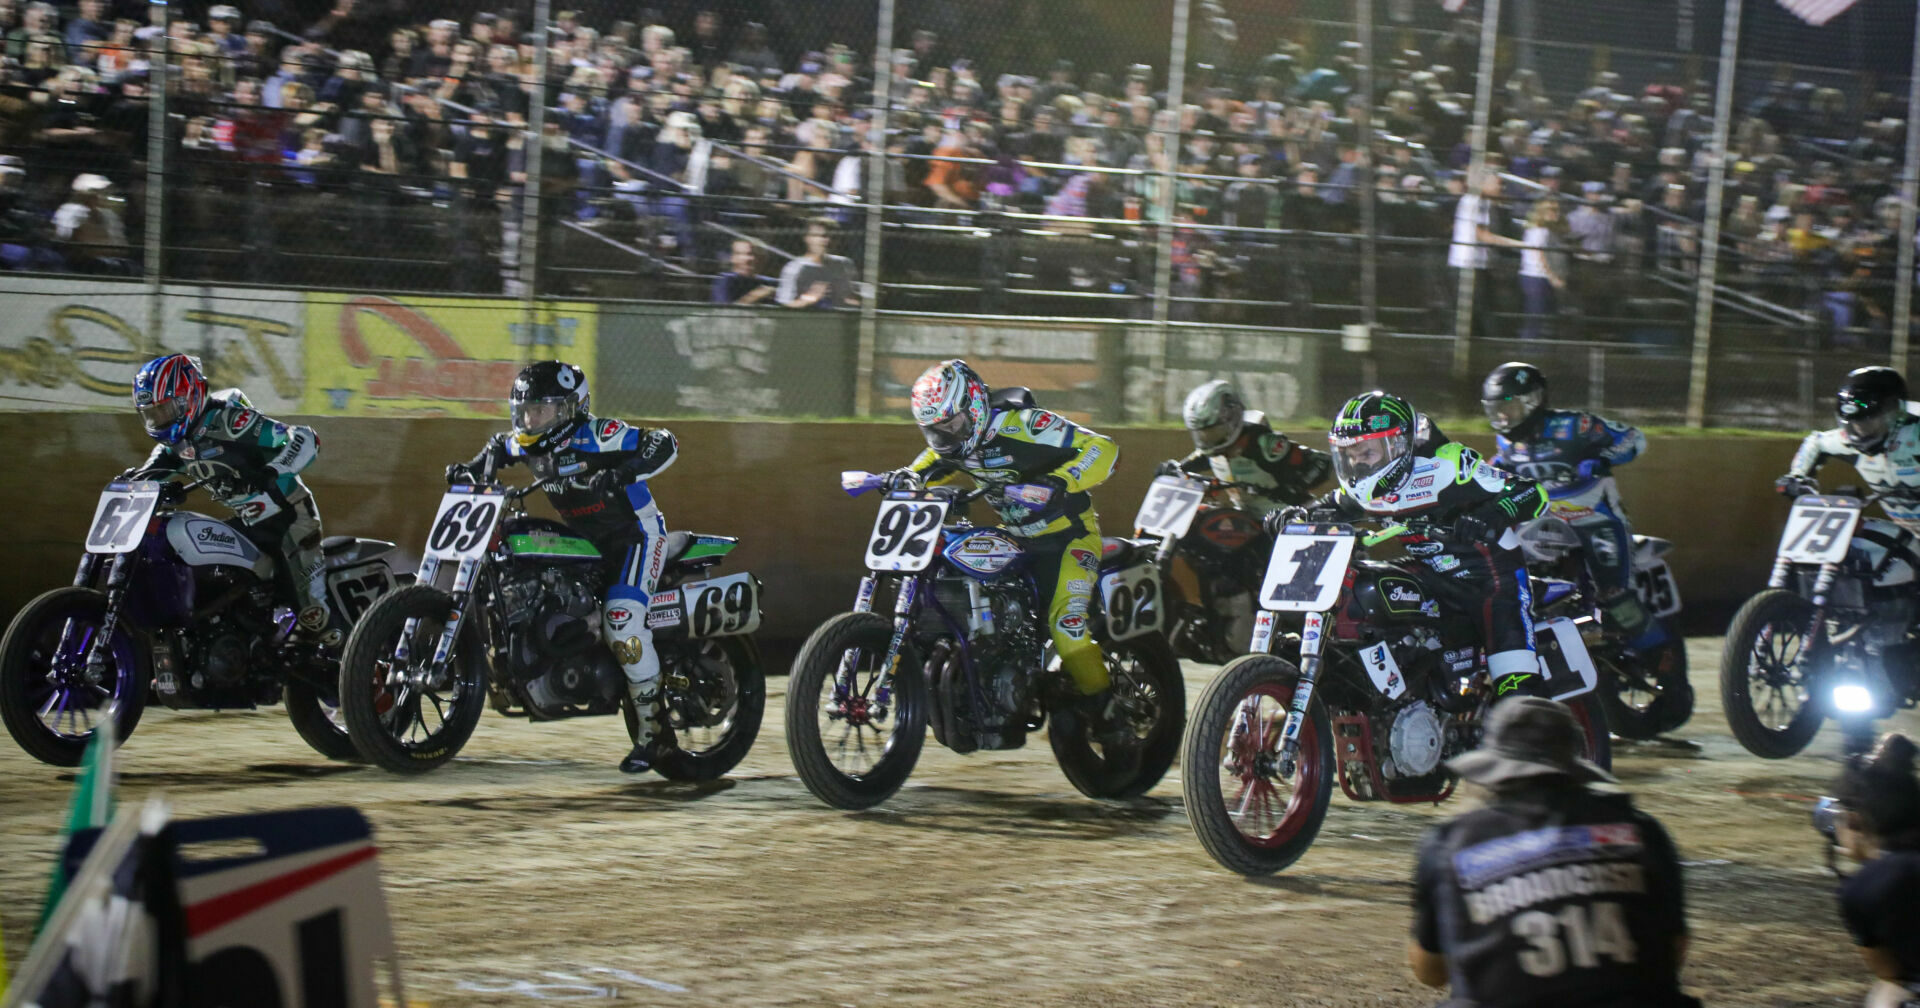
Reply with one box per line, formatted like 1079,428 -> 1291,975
144,0 -> 168,343
1147,0 -> 1192,423
1892,18 -> 1920,372
1686,0 -> 1742,429
518,0 -> 551,326
1449,0 -> 1500,400
855,0 -> 896,417
1357,0 -> 1378,348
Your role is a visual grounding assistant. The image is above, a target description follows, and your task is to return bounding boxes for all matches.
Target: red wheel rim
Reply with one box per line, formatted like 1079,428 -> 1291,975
1216,680 -> 1324,849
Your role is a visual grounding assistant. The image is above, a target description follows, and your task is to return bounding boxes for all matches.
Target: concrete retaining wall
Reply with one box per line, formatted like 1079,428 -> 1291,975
2,414 -> 1805,643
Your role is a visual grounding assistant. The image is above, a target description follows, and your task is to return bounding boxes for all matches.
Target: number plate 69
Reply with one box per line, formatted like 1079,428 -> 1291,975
425,488 -> 506,562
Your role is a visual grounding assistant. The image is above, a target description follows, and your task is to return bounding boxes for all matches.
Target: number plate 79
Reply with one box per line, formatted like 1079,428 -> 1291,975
1777,496 -> 1861,565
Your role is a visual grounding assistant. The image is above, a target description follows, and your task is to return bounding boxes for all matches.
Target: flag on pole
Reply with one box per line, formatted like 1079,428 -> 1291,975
1775,0 -> 1860,26
37,708 -> 116,931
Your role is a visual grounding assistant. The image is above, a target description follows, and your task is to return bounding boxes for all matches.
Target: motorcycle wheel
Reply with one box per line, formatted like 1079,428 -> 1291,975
784,611 -> 927,810
1567,692 -> 1614,771
1596,637 -> 1693,740
283,677 -> 359,762
1720,589 -> 1826,758
0,588 -> 148,767
640,636 -> 766,782
1048,634 -> 1185,800
338,583 -> 489,774
1180,654 -> 1334,876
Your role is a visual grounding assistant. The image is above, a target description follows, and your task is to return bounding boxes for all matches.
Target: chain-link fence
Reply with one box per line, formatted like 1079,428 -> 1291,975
0,0 -> 1915,428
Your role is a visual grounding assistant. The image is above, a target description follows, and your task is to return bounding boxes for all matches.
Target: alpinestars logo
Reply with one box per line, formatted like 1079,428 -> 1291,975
1495,673 -> 1534,695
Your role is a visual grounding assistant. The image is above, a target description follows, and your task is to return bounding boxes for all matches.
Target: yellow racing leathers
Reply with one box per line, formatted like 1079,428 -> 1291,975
908,405 -> 1119,695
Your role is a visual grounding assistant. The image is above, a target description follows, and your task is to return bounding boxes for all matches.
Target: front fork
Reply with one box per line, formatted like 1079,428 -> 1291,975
391,554 -> 475,687
834,573 -> 911,717
1238,609 -> 1325,778
76,553 -> 132,684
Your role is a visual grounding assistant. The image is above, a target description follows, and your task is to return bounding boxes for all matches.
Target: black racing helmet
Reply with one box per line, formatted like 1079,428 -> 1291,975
1836,366 -> 1908,454
1481,361 -> 1548,435
510,360 -> 590,453
1329,390 -> 1417,504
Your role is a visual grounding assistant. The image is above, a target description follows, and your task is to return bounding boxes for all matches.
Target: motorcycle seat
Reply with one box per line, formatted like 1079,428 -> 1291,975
1530,576 -> 1579,608
321,536 -> 357,555
321,536 -> 398,568
662,531 -> 738,570
1100,536 -> 1154,568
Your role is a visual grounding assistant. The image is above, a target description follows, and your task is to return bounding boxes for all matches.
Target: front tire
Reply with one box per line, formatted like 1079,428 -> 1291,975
1597,637 -> 1693,740
1180,655 -> 1334,876
1720,589 -> 1824,758
338,584 -> 489,774
0,588 -> 148,767
784,611 -> 928,810
283,676 -> 359,761
644,636 -> 766,782
1049,635 -> 1186,800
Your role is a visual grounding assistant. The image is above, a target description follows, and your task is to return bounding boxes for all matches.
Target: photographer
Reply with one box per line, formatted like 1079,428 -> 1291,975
1830,733 -> 1920,1007
1408,697 -> 1699,1007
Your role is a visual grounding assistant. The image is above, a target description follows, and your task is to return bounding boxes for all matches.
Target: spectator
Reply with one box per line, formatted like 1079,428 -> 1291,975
63,0 -> 105,66
924,127 -> 982,210
776,216 -> 856,308
712,238 -> 774,305
1832,733 -> 1920,1008
1409,697 -> 1699,1008
1450,167 -> 1522,341
53,172 -> 132,273
1518,197 -> 1567,339
6,0 -> 50,61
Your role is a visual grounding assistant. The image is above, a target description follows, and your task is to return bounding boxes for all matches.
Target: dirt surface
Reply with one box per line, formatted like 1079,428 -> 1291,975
2,637 -> 1913,1007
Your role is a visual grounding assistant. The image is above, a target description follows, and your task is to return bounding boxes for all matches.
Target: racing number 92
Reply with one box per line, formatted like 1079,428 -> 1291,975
1106,576 -> 1157,637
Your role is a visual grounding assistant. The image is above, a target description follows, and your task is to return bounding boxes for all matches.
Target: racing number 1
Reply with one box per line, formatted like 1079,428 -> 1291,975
1265,540 -> 1337,605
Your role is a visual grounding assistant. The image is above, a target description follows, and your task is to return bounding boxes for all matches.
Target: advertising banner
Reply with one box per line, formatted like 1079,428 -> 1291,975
301,294 -> 595,418
1123,326 -> 1321,423
0,280 -> 304,414
873,317 -> 1118,422
595,305 -> 855,417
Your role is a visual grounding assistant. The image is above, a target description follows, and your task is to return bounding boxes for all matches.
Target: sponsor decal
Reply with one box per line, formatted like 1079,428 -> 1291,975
559,460 -> 586,475
646,608 -> 681,629
1429,553 -> 1459,570
236,499 -> 271,523
600,418 -> 623,440
1420,600 -> 1440,617
611,636 -> 645,664
1065,444 -> 1103,480
606,606 -> 634,628
650,588 -> 681,609
1058,613 -> 1087,634
1495,672 -> 1532,695
1000,423 -> 1022,434
227,407 -> 256,434
1367,414 -> 1392,430
197,524 -> 242,549
1066,578 -> 1091,594
1027,410 -> 1060,433
1387,584 -> 1422,604
178,445 -> 197,460
1411,475 -> 1434,489
1069,548 -> 1098,572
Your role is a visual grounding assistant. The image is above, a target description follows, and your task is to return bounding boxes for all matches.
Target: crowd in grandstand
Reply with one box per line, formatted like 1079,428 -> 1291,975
0,0 -> 1907,340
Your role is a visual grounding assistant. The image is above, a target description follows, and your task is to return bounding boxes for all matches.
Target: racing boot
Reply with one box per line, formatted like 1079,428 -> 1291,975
1488,649 -> 1550,700
619,687 -> 667,774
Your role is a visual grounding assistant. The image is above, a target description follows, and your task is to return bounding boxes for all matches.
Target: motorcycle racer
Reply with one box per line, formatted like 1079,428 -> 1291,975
128,353 -> 330,643
447,361 -> 680,775
1781,366 -> 1920,530
890,359 -> 1124,731
1276,390 -> 1550,693
1159,379 -> 1332,513
1481,361 -> 1672,657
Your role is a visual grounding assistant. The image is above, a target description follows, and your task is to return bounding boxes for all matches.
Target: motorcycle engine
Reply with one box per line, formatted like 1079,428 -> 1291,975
1382,700 -> 1446,780
499,567 -> 621,712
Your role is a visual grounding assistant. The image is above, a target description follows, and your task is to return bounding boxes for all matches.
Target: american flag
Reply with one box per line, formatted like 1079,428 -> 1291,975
1775,0 -> 1859,26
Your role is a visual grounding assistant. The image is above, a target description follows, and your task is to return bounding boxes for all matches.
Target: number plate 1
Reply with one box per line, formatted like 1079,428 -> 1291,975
1132,476 -> 1206,537
1778,495 -> 1862,564
425,488 -> 507,563
1099,562 -> 1162,641
1258,530 -> 1356,613
864,496 -> 949,571
86,481 -> 163,554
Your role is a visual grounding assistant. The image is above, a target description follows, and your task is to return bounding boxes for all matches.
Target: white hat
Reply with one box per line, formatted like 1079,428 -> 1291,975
71,173 -> 112,193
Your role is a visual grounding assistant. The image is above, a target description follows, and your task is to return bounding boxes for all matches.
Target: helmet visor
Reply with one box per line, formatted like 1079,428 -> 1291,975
138,398 -> 185,436
512,396 -> 572,441
1190,418 -> 1240,453
921,411 -> 974,454
1842,410 -> 1893,451
1482,390 -> 1542,433
1330,429 -> 1408,487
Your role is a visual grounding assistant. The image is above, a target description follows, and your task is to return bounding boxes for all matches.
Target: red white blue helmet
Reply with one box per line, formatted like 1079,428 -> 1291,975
132,353 -> 208,444
910,359 -> 991,458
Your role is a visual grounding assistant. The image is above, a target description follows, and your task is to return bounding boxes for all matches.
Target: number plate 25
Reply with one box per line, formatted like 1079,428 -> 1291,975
425,487 -> 506,564
1259,530 -> 1356,613
1099,563 -> 1161,641
864,495 -> 949,571
1777,495 -> 1862,565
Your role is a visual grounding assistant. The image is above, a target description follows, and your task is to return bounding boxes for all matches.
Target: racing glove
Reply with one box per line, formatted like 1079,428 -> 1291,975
156,482 -> 188,507
1450,512 -> 1493,544
1153,459 -> 1183,478
880,467 -> 922,492
1575,458 -> 1611,480
445,463 -> 477,486
1775,474 -> 1818,498
1262,506 -> 1309,536
589,468 -> 629,495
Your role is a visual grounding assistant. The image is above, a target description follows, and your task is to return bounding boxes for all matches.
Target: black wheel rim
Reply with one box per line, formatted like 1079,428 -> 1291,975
368,612 -> 475,753
20,607 -> 138,742
666,639 -> 743,757
1746,617 -> 1811,732
815,639 -> 911,779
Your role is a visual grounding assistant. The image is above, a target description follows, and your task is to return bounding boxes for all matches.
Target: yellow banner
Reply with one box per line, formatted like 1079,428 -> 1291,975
301,294 -> 596,417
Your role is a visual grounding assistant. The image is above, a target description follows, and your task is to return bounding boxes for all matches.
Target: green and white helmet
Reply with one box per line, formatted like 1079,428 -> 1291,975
1329,390 -> 1417,503
1182,379 -> 1248,454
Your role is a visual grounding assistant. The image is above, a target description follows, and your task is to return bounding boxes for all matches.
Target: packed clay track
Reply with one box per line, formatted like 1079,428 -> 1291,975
3,637 -> 1915,1007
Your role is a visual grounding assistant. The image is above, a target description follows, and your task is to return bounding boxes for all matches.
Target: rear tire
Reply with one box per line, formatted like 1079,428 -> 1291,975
0,588 -> 148,767
338,583 -> 489,774
1720,589 -> 1824,759
1597,637 -> 1692,740
784,611 -> 927,810
1049,634 -> 1185,800
283,677 -> 360,761
1180,655 -> 1334,876
645,636 -> 766,782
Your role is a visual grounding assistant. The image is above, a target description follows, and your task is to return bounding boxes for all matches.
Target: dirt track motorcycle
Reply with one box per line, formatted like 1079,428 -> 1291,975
337,476 -> 764,776
784,469 -> 1186,809
0,476 -> 407,766
1720,483 -> 1920,758
1516,503 -> 1691,739
1181,516 -> 1611,876
1132,472 -> 1271,664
